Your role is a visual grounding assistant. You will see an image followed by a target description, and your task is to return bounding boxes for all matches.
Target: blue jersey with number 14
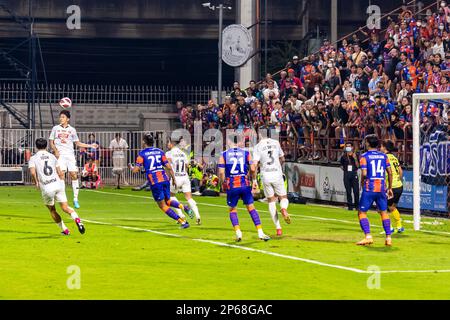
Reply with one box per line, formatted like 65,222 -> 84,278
360,150 -> 390,193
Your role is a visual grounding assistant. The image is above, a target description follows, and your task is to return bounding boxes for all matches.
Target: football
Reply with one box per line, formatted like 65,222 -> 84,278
59,97 -> 72,109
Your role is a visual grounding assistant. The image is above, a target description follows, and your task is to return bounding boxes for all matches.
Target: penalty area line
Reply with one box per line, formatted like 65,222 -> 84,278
82,218 -> 367,274
82,217 -> 450,275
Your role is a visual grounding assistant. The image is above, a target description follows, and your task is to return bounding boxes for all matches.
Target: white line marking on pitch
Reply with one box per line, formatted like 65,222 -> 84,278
83,218 -> 450,274
84,190 -> 450,274
89,190 -> 450,236
82,218 -> 366,274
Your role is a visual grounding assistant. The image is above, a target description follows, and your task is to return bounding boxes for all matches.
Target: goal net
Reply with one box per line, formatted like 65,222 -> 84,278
412,93 -> 449,232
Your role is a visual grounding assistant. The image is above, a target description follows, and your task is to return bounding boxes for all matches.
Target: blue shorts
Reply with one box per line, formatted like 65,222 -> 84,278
227,186 -> 254,208
151,181 -> 171,202
359,191 -> 388,212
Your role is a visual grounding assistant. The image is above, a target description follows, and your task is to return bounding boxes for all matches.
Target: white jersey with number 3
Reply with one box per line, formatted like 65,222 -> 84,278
166,147 -> 188,177
49,124 -> 79,157
253,138 -> 284,183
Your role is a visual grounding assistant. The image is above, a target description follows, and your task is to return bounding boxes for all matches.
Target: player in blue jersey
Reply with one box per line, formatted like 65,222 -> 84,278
357,134 -> 394,246
218,140 -> 270,242
129,134 -> 193,228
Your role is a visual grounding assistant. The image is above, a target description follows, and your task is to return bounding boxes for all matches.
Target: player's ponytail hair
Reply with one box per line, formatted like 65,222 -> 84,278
143,133 -> 154,147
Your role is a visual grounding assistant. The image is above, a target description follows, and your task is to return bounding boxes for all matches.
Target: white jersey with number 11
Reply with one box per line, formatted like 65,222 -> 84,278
166,147 -> 188,177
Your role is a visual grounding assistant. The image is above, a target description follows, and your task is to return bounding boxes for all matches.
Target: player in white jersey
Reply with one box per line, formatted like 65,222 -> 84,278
166,139 -> 201,224
28,138 -> 86,235
253,136 -> 291,236
49,110 -> 98,209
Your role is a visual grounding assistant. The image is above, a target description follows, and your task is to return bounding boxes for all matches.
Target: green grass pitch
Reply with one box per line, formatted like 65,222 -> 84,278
1,186 -> 449,300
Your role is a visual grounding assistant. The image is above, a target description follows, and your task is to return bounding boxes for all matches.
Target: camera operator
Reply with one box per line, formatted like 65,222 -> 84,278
201,168 -> 220,197
188,159 -> 204,196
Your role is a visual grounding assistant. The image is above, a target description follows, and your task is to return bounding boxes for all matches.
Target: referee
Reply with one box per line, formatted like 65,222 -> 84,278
339,143 -> 360,210
381,140 -> 404,233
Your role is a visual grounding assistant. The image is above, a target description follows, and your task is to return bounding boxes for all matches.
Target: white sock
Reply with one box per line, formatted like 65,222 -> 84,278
188,198 -> 200,219
268,201 -> 281,229
280,198 -> 289,210
257,228 -> 265,237
72,180 -> 79,200
170,197 -> 185,219
70,211 -> 79,221
57,221 -> 67,231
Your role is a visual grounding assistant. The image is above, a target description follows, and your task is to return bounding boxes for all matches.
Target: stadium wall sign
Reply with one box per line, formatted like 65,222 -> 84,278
285,162 -> 448,212
398,170 -> 448,212
284,163 -> 348,203
222,24 -> 254,67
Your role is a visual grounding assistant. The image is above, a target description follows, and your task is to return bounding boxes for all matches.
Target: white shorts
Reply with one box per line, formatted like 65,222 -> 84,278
170,175 -> 191,194
57,155 -> 77,172
41,184 -> 68,206
113,157 -> 126,170
262,179 -> 287,198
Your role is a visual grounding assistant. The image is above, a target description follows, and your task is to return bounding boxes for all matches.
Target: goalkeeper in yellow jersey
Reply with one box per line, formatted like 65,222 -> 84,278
381,140 -> 404,233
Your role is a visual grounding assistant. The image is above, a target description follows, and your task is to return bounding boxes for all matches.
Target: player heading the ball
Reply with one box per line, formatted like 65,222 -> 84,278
49,109 -> 98,209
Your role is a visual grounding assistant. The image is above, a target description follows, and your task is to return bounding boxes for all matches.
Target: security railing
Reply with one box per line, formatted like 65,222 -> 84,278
0,125 -> 428,187
0,129 -> 167,186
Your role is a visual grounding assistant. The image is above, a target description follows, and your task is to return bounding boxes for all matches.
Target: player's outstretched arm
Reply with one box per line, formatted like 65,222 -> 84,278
75,141 -> 98,149
130,155 -> 144,173
129,163 -> 141,174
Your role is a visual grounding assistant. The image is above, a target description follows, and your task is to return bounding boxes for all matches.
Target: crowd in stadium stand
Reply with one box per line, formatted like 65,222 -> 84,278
177,3 -> 450,164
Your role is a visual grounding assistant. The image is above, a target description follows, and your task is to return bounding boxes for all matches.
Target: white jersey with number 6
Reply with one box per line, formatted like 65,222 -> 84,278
28,150 -> 67,205
166,147 -> 191,193
253,138 -> 284,183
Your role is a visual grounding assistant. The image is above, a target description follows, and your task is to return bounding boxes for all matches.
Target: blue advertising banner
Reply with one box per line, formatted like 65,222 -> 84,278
398,170 -> 448,212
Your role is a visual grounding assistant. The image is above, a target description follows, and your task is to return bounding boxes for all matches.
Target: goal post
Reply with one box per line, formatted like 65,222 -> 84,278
412,93 -> 450,231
